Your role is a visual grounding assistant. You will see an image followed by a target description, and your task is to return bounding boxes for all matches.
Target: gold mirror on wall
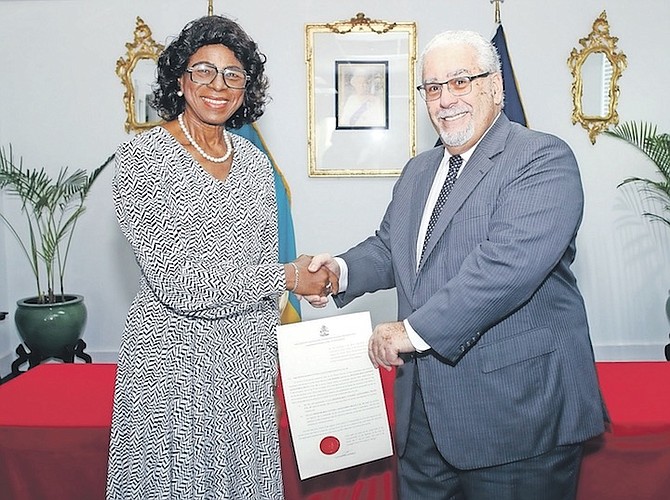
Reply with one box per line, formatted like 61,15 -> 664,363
568,11 -> 627,144
116,17 -> 165,133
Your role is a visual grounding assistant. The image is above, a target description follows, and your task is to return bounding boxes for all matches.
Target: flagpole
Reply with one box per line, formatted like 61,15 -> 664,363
208,0 -> 214,15
490,0 -> 504,25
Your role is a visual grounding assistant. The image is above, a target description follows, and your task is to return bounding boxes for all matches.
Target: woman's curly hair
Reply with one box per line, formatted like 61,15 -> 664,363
153,15 -> 269,129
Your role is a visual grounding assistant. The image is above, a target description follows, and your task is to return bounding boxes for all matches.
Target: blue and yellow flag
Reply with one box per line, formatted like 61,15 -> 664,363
231,123 -> 302,324
491,24 -> 527,127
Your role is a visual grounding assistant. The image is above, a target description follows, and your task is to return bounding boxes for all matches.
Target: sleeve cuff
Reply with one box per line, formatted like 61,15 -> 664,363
334,256 -> 349,292
404,318 -> 431,352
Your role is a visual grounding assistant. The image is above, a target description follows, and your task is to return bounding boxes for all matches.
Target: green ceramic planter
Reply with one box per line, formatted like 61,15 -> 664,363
14,295 -> 87,358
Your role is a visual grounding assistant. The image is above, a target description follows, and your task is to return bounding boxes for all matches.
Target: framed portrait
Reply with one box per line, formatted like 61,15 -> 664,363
306,13 -> 417,177
335,61 -> 389,130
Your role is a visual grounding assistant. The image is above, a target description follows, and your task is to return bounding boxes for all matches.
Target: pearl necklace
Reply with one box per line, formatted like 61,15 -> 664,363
178,113 -> 232,163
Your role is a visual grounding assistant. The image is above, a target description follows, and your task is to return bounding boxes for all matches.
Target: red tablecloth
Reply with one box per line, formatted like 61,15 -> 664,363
594,361 -> 670,436
576,361 -> 670,500
1,361 -> 669,499
0,364 -> 115,500
0,363 -> 396,500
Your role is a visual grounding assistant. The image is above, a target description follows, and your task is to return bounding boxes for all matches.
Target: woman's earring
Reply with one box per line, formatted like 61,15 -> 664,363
177,89 -> 184,97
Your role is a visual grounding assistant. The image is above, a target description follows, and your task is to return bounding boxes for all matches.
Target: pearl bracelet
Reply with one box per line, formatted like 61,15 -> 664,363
289,262 -> 299,292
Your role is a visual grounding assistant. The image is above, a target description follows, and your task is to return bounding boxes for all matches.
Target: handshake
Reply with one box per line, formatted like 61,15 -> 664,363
284,254 -> 414,370
283,254 -> 338,308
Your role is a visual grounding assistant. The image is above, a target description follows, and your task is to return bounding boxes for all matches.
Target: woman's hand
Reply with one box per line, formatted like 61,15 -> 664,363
284,255 -> 339,297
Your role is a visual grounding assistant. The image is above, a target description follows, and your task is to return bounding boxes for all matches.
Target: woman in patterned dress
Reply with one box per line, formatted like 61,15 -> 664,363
107,16 -> 336,499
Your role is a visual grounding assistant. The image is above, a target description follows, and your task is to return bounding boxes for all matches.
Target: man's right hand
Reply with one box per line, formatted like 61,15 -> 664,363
301,253 -> 340,308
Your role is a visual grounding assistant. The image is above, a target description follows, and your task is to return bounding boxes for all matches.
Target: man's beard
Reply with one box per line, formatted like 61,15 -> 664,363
435,108 -> 474,147
439,121 -> 474,147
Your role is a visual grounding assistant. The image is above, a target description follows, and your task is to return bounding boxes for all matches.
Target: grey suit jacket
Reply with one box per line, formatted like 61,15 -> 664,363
334,114 -> 606,469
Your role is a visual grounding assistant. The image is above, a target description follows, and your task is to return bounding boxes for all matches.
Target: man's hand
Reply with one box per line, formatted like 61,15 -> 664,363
288,254 -> 338,297
368,321 -> 415,371
301,254 -> 341,308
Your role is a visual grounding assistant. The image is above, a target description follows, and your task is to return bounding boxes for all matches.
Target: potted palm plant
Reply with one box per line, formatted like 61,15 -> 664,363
604,121 -> 670,360
604,122 -> 670,225
0,145 -> 114,358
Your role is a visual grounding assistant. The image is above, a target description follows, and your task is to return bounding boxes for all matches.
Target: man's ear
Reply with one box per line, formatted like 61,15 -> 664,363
491,72 -> 504,106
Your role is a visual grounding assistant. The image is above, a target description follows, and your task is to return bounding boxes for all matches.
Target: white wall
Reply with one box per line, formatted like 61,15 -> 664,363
1,0 -> 669,373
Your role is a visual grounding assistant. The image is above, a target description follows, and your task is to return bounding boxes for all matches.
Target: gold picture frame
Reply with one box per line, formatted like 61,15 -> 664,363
567,11 -> 627,144
116,17 -> 165,133
306,13 -> 417,177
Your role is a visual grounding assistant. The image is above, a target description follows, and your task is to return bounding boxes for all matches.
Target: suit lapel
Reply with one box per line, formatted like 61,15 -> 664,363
403,148 -> 443,280
417,114 -> 511,274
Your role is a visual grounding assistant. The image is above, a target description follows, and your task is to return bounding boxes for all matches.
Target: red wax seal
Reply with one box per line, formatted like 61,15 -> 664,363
319,436 -> 340,455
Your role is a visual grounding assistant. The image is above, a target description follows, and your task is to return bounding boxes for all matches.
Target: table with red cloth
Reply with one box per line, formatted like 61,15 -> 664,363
576,361 -> 670,499
1,362 -> 670,500
0,363 -> 396,500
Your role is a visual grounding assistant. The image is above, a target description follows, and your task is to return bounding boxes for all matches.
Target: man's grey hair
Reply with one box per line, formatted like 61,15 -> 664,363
419,30 -> 502,76
419,30 -> 504,107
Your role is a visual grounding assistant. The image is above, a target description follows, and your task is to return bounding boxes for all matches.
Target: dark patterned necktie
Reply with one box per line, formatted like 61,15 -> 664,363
420,154 -> 463,260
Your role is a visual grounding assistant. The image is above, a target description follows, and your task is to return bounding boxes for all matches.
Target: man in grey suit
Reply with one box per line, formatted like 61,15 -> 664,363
305,30 -> 606,499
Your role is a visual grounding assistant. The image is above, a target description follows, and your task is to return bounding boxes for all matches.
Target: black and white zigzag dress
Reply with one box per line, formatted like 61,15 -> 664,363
107,126 -> 285,499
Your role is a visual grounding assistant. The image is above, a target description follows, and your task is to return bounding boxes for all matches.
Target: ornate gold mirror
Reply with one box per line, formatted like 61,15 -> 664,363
568,11 -> 627,144
116,17 -> 165,133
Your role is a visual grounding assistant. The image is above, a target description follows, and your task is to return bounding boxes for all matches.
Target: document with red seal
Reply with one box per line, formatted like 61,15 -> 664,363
278,311 -> 393,479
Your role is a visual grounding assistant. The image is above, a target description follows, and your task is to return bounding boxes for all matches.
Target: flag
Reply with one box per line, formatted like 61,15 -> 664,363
491,24 -> 527,127
230,123 -> 302,325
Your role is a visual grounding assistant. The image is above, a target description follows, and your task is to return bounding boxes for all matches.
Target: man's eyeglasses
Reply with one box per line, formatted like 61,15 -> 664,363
417,72 -> 490,101
185,63 -> 249,89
